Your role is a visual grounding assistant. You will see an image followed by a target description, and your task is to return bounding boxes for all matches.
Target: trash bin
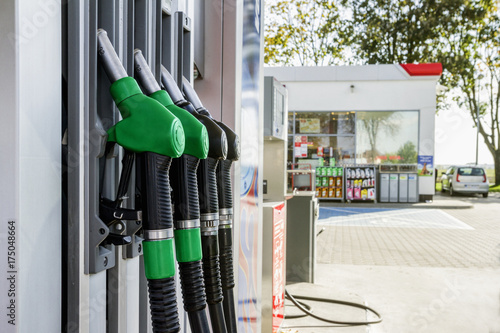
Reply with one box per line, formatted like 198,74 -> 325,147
389,174 -> 399,202
380,174 -> 390,202
399,174 -> 408,202
408,173 -> 418,202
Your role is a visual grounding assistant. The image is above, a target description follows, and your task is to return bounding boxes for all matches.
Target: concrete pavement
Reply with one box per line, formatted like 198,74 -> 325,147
280,192 -> 500,332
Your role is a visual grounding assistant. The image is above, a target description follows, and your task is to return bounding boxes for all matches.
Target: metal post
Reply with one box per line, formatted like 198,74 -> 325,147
476,74 -> 484,165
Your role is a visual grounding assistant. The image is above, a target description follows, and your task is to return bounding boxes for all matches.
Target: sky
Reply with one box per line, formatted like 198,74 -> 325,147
434,101 -> 494,167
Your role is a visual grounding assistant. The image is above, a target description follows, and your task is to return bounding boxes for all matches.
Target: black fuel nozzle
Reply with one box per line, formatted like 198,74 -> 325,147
183,78 -> 240,332
182,77 -> 240,333
161,66 -> 228,160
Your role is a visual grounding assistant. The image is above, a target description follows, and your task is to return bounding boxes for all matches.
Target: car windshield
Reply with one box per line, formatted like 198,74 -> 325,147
457,168 -> 484,176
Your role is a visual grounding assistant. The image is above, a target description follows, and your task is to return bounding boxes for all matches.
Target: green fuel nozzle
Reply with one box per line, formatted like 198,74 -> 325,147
134,50 -> 211,333
161,68 -> 229,332
97,29 -> 181,333
182,79 -> 240,333
97,30 -> 184,158
161,66 -> 228,160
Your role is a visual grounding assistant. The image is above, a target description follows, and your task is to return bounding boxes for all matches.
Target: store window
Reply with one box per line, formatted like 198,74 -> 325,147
292,135 -> 355,167
294,112 -> 354,135
288,110 -> 419,167
355,111 -> 419,164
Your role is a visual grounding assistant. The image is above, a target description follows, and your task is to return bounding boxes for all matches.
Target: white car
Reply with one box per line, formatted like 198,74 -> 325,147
441,166 -> 489,197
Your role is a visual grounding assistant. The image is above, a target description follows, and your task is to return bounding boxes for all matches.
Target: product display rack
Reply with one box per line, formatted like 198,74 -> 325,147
315,166 -> 344,201
344,165 -> 377,202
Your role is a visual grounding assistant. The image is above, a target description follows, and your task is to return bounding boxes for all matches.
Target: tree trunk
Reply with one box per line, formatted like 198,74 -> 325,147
493,151 -> 500,185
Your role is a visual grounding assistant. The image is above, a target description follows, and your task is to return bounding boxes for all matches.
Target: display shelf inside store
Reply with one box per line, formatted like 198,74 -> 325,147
344,165 -> 377,203
315,166 -> 344,201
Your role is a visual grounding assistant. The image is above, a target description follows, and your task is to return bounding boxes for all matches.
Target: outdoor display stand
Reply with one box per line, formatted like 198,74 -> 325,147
315,166 -> 344,201
345,165 -> 377,202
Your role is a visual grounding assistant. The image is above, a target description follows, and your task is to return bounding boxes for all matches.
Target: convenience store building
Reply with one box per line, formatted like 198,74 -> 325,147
265,63 -> 443,201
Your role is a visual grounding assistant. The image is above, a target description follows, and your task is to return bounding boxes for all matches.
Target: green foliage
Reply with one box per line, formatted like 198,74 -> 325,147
397,141 -> 417,164
265,0 -> 500,184
264,0 -> 350,65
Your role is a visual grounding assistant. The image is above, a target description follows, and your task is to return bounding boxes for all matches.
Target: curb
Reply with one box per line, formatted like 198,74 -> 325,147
319,200 -> 474,210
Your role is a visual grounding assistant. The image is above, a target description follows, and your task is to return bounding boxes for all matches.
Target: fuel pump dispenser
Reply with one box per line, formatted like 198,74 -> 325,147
182,79 -> 240,333
161,68 -> 230,333
133,50 -> 212,332
97,30 -> 183,332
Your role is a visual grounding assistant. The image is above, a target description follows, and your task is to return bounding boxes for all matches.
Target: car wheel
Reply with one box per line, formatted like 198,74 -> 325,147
449,185 -> 455,196
483,192 -> 488,198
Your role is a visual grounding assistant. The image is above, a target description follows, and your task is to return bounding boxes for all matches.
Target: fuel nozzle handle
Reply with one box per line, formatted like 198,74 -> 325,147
134,52 -> 211,332
180,79 -> 229,333
97,31 -> 181,332
181,77 -> 240,333
160,67 -> 228,160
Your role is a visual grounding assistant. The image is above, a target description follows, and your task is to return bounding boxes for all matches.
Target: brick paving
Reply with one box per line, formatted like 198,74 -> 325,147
282,193 -> 500,332
317,194 -> 500,269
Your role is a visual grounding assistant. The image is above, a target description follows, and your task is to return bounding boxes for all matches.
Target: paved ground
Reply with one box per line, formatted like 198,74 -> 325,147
281,192 -> 500,333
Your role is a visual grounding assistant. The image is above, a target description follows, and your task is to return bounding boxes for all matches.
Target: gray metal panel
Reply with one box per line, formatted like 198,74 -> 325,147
65,0 -> 92,331
193,0 -> 205,77
263,77 -> 287,140
263,140 -> 287,201
261,204 -> 275,333
286,194 -> 316,283
379,174 -> 390,202
408,173 -> 419,203
0,3 -> 18,333
389,174 -> 399,202
263,76 -> 273,137
399,173 -> 408,202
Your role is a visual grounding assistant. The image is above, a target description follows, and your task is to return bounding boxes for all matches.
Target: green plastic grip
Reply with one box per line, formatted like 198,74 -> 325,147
174,228 -> 203,262
107,77 -> 185,158
142,239 -> 176,279
149,90 -> 209,159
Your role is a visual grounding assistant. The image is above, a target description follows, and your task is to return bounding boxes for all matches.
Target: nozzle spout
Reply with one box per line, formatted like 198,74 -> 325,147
97,29 -> 128,83
160,65 -> 186,104
182,77 -> 205,112
133,49 -> 161,95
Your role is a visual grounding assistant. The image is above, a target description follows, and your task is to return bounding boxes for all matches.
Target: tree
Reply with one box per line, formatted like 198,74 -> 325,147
350,0 -> 500,184
265,0 -> 500,183
264,0 -> 349,66
397,141 -> 418,164
358,112 -> 399,163
443,11 -> 500,184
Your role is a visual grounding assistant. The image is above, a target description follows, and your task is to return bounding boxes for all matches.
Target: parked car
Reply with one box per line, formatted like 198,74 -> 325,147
441,166 -> 489,197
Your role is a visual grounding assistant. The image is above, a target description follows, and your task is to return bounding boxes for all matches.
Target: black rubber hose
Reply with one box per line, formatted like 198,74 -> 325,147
201,234 -> 224,304
199,157 -> 228,333
147,278 -> 181,333
218,227 -> 235,291
136,152 -> 180,333
222,289 -> 237,333
216,136 -> 239,333
170,155 -> 211,333
208,303 -> 228,333
187,309 -> 211,333
284,289 -> 382,326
